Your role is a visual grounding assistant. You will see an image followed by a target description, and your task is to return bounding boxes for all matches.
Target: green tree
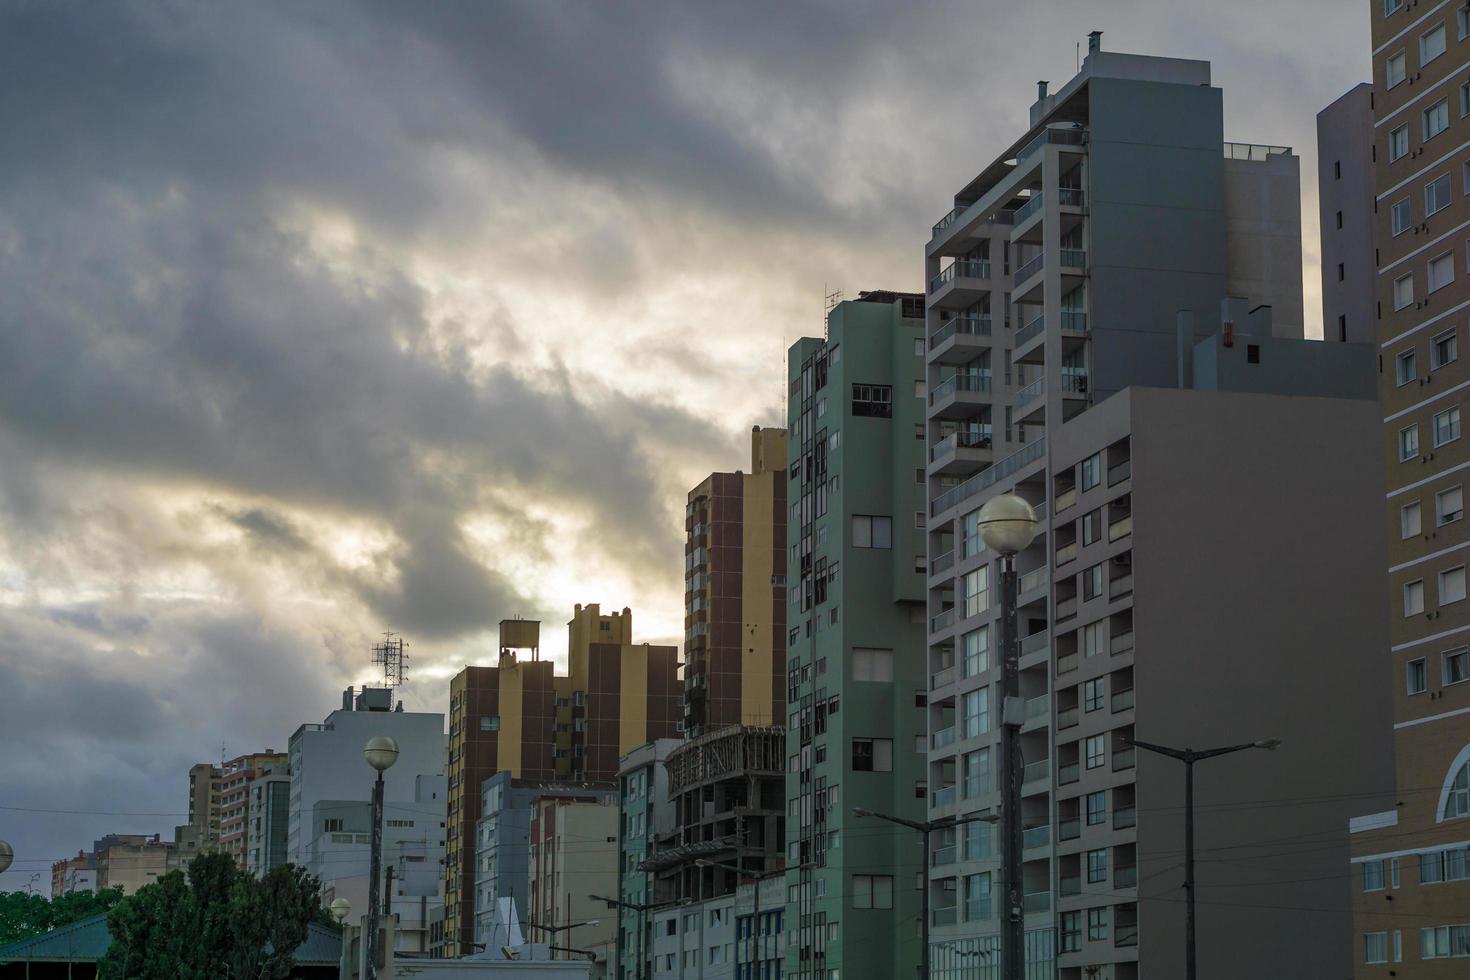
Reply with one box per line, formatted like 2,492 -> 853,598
0,886 -> 125,947
99,853 -> 326,979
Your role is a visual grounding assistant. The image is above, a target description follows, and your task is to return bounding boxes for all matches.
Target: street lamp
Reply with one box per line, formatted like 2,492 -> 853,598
0,840 -> 12,875
363,735 -> 399,980
330,898 -> 352,924
977,492 -> 1037,980
1125,735 -> 1281,980
851,807 -> 1000,980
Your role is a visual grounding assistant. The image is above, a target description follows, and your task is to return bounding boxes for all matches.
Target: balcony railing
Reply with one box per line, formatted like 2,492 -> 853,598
1115,865 -> 1138,889
1023,825 -> 1051,850
933,205 -> 967,237
1223,141 -> 1291,161
1058,187 -> 1085,207
933,726 -> 957,750
932,906 -> 958,927
1054,486 -> 1077,513
1112,688 -> 1135,713
1110,631 -> 1134,656
1015,312 -> 1046,347
932,845 -> 957,867
1108,458 -> 1132,485
931,549 -> 955,575
932,608 -> 956,632
931,437 -> 1046,517
1108,515 -> 1133,542
931,430 -> 992,461
930,665 -> 955,690
1114,807 -> 1137,830
1056,651 -> 1078,675
929,374 -> 992,406
1058,819 -> 1081,841
1013,191 -> 1044,225
930,259 -> 992,293
1057,705 -> 1079,730
931,314 -> 993,348
1059,874 -> 1081,897
1056,541 -> 1078,565
1013,254 -> 1045,286
1016,377 -> 1045,409
1059,763 -> 1080,785
1110,574 -> 1134,598
1021,630 -> 1049,657
1016,126 -> 1087,164
1056,596 -> 1078,621
1060,372 -> 1088,395
1060,311 -> 1088,333
932,786 -> 958,808
1025,694 -> 1050,720
1019,566 -> 1049,594
1112,747 -> 1137,772
1023,892 -> 1051,914
1060,248 -> 1087,270
1115,923 -> 1139,948
1023,759 -> 1050,784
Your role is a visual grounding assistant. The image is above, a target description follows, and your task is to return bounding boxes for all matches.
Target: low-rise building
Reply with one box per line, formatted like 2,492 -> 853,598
529,794 -> 621,966
50,851 -> 96,897
96,835 -> 174,895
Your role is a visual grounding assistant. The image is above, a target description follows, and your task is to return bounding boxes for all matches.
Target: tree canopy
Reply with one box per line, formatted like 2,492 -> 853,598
0,886 -> 125,947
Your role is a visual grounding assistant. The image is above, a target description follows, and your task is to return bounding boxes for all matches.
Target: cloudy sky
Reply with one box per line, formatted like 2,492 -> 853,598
0,0 -> 1369,889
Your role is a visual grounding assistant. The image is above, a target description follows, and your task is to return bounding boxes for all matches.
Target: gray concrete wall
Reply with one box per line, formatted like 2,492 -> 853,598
1316,84 -> 1376,344
1190,333 -> 1377,400
1128,386 -> 1392,979
1224,152 -> 1306,338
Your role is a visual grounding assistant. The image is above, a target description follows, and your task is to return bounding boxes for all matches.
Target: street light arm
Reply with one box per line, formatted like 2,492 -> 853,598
851,807 -> 929,833
1191,742 -> 1266,762
1123,736 -> 1190,762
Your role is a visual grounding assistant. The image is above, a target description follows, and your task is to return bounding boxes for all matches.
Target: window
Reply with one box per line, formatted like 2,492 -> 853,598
1422,23 -> 1447,65
851,737 -> 892,773
323,818 -> 344,833
1394,273 -> 1414,311
851,515 -> 892,549
1406,578 -> 1426,616
1445,647 -> 1470,684
1365,932 -> 1388,964
913,380 -> 924,398
1081,509 -> 1102,546
1087,849 -> 1109,883
480,715 -> 500,732
914,511 -> 925,529
963,687 -> 991,738
1421,845 -> 1470,880
1087,908 -> 1109,941
1409,657 -> 1428,694
1401,424 -> 1420,462
1387,50 -> 1407,88
1463,3 -> 1470,38
914,338 -> 924,356
1430,251 -> 1456,292
963,566 -> 990,617
1085,791 -> 1106,826
1434,330 -> 1459,369
962,749 -> 991,797
1390,124 -> 1409,162
915,423 -> 924,440
1085,735 -> 1106,770
963,818 -> 991,861
1364,860 -> 1387,892
1084,678 -> 1105,712
963,872 -> 992,921
1392,197 -> 1412,236
1404,500 -> 1424,538
1397,348 -> 1417,386
851,384 -> 893,418
852,874 -> 893,909
1080,454 -> 1102,491
1435,407 -> 1462,447
1082,563 -> 1104,600
1420,923 -> 1470,958
962,627 -> 990,677
1247,343 -> 1261,364
1439,486 -> 1464,525
1082,620 -> 1107,658
1463,79 -> 1470,117
853,648 -> 894,682
1446,763 -> 1470,819
1384,0 -> 1403,14
1060,912 -> 1081,953
1429,175 -> 1454,216
1425,99 -> 1450,141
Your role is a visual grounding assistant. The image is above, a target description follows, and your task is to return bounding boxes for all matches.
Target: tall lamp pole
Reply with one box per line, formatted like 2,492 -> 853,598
851,808 -> 999,980
1125,735 -> 1281,980
977,493 -> 1039,980
363,735 -> 400,980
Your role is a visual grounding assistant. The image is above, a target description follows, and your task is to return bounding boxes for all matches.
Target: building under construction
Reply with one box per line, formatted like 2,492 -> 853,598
640,724 -> 785,902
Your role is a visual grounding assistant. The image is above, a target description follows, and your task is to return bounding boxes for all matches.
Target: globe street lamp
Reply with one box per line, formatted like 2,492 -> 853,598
330,897 -> 352,924
363,736 -> 399,980
0,840 -> 13,876
977,492 -> 1037,980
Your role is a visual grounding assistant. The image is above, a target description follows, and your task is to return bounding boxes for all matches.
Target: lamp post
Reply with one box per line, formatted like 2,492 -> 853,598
977,493 -> 1038,980
1125,736 -> 1282,980
851,808 -> 1000,980
363,735 -> 400,980
526,919 -> 600,961
330,898 -> 352,977
694,859 -> 785,979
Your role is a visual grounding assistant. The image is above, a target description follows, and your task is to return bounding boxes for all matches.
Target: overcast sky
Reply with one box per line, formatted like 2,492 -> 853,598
0,0 -> 1370,890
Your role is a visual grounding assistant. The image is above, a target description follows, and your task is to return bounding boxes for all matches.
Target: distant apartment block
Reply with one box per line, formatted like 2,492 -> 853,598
173,761 -> 222,856
50,851 -> 96,897
96,835 -> 174,895
218,751 -> 287,869
684,426 -> 788,738
922,40 -> 1392,980
1317,82 -> 1376,344
528,794 -> 621,964
245,764 -> 291,879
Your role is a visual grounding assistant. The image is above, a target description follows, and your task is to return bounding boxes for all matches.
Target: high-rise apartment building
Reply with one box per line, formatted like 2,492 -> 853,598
1347,3 -> 1470,974
218,751 -> 287,869
245,764 -> 291,878
174,762 -> 222,855
615,738 -> 680,980
1318,82 -> 1377,344
783,289 -> 930,980
445,610 -> 680,956
684,426 -> 788,738
923,42 -> 1394,979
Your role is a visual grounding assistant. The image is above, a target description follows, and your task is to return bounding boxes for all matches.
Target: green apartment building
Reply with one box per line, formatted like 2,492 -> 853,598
785,291 -> 930,980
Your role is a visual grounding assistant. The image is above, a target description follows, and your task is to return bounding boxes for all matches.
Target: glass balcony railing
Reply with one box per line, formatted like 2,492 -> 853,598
930,665 -> 955,690
1025,694 -> 1050,720
1109,515 -> 1133,542
1013,191 -> 1044,225
932,786 -> 958,808
1023,760 -> 1050,784
1111,631 -> 1134,656
1058,763 -> 1080,785
1108,458 -> 1132,485
1023,825 -> 1050,850
932,726 -> 957,749
1019,566 -> 1049,594
1021,630 -> 1050,657
1060,248 -> 1087,269
1061,372 -> 1089,395
1013,254 -> 1045,286
929,374 -> 992,406
932,845 -> 957,867
1112,747 -> 1137,772
1059,874 -> 1081,897
932,906 -> 959,927
1057,651 -> 1079,675
1058,187 -> 1085,207
933,205 -> 966,236
930,314 -> 993,348
932,608 -> 956,632
930,549 -> 956,575
1056,596 -> 1078,621
931,430 -> 993,461
1060,311 -> 1088,333
1114,806 -> 1137,830
930,437 -> 1046,517
1057,706 -> 1079,730
1058,820 -> 1081,841
1015,313 -> 1046,347
1023,892 -> 1051,914
929,259 -> 992,293
1115,865 -> 1138,889
1015,126 -> 1087,164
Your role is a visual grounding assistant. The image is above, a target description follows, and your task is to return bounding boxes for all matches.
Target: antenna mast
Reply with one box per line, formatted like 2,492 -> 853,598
371,632 -> 410,701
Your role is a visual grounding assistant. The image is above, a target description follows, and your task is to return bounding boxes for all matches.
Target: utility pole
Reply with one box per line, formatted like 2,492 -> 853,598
1126,736 -> 1281,980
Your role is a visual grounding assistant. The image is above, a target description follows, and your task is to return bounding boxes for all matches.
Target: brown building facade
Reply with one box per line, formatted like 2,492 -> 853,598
1350,1 -> 1470,973
684,426 -> 787,738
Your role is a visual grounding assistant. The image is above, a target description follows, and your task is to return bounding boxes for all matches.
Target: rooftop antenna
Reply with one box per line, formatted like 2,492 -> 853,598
823,285 -> 843,342
372,631 -> 410,701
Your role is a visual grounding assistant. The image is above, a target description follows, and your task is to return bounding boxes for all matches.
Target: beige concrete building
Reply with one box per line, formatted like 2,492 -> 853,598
528,794 -> 620,965
96,835 -> 174,895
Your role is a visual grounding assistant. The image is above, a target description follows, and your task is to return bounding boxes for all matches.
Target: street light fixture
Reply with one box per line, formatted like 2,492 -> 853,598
0,840 -> 12,876
976,492 -> 1037,980
330,898 -> 352,924
1125,735 -> 1282,980
851,807 -> 1000,980
362,735 -> 399,980
527,920 -> 601,961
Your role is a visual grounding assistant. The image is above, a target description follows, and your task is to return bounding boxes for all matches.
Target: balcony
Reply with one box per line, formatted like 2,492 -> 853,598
1023,760 -> 1050,785
930,437 -> 1046,518
930,430 -> 993,475
1056,541 -> 1078,566
932,786 -> 958,809
930,665 -> 955,691
1109,573 -> 1134,599
1056,596 -> 1078,622
930,315 -> 994,364
1115,865 -> 1137,889
1060,248 -> 1087,271
1059,763 -> 1080,786
1113,807 -> 1137,830
932,845 -> 957,868
929,375 -> 991,420
1111,688 -> 1135,713
1016,125 -> 1087,165
1108,515 -> 1133,543
932,906 -> 958,927
929,259 -> 992,307
1112,748 -> 1137,772
1060,372 -> 1088,398
932,608 -> 956,633
1108,458 -> 1132,486
1058,819 -> 1080,842
1056,706 -> 1079,730
1019,566 -> 1049,595
1057,651 -> 1078,675
1023,892 -> 1052,914
1115,922 -> 1139,948
1058,874 -> 1080,897
1058,187 -> 1086,208
931,550 -> 955,577
1015,378 -> 1045,416
1021,630 -> 1050,661
1024,694 -> 1050,723
1054,486 -> 1077,513
932,726 -> 957,750
1060,311 -> 1088,334
1023,825 -> 1051,850
1013,191 -> 1045,226
932,205 -> 967,237
1013,253 -> 1045,289
1110,631 -> 1134,656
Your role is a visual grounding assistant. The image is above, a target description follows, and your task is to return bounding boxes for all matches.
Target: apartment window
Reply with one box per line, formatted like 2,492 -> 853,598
963,687 -> 991,738
480,715 -> 499,732
1364,860 -> 1387,891
1444,765 -> 1470,819
851,738 -> 893,773
1439,486 -> 1464,525
1409,658 -> 1428,694
1422,22 -> 1448,65
913,380 -> 924,398
914,510 -> 925,529
1434,329 -> 1459,369
1446,647 -> 1470,685
1384,0 -> 1403,14
1397,348 -> 1418,386
962,748 -> 991,797
1085,791 -> 1107,826
963,872 -> 992,921
963,818 -> 992,861
1365,932 -> 1389,964
1337,263 -> 1345,283
1406,578 -> 1425,616
852,648 -> 894,682
1462,3 -> 1470,38
1081,509 -> 1102,546
1400,423 -> 1420,462
963,566 -> 990,618
1435,406 -> 1461,447
851,874 -> 893,909
1082,563 -> 1104,600
1421,924 -> 1470,958
1388,50 -> 1407,88
1394,273 -> 1414,311
1429,176 -> 1454,218
1392,197 -> 1412,236
1087,849 -> 1109,884
851,383 -> 893,418
1082,620 -> 1106,658
1060,912 -> 1082,953
1430,252 -> 1456,293
1087,908 -> 1109,941
1084,735 -> 1106,770
915,423 -> 924,440
323,819 -> 344,833
1390,124 -> 1409,162
1084,678 -> 1105,712
1404,500 -> 1424,538
914,338 -> 924,357
1425,98 -> 1450,141
1463,80 -> 1470,117
962,626 -> 990,677
1080,453 -> 1102,491
851,515 -> 892,549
